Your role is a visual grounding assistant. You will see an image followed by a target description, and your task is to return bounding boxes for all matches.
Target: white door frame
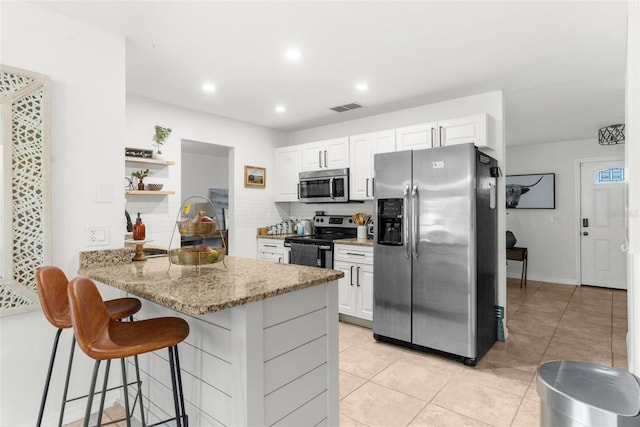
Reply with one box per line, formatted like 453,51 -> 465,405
575,155 -> 626,287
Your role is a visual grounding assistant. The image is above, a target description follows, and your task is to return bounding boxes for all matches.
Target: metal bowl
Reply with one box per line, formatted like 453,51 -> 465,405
169,247 -> 226,265
147,183 -> 164,191
177,221 -> 216,235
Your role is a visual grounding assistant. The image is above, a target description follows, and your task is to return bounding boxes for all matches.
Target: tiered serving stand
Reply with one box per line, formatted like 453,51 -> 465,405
168,196 -> 227,270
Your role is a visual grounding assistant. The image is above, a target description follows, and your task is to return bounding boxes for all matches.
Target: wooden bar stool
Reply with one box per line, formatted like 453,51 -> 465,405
35,266 -> 142,427
68,276 -> 190,427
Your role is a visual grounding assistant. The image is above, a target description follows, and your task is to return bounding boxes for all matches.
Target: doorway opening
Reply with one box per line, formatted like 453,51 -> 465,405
577,157 -> 627,289
181,139 -> 232,252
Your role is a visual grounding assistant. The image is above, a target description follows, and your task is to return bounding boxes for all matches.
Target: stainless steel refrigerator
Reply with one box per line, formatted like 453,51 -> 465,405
373,143 -> 498,366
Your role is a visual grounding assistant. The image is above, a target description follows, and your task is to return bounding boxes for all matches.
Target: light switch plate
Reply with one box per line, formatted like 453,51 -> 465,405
86,225 -> 109,246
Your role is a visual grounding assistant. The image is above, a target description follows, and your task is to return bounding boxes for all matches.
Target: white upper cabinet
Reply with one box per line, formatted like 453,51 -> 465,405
396,113 -> 491,151
438,113 -> 489,149
349,130 -> 395,200
395,122 -> 438,151
301,137 -> 350,171
274,145 -> 301,202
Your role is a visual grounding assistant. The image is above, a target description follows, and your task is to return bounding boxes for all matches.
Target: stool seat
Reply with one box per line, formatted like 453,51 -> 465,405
82,316 -> 189,360
68,276 -> 190,426
36,266 -> 141,328
35,266 -> 142,427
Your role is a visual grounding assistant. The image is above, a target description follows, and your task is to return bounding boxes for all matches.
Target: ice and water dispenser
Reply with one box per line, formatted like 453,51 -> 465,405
377,198 -> 403,245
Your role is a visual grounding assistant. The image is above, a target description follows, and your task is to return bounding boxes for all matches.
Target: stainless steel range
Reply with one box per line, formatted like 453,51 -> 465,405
285,215 -> 358,268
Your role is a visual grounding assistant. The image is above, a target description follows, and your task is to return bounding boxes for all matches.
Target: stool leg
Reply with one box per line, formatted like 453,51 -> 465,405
58,335 -> 76,427
84,360 -> 101,427
132,354 -> 146,427
168,346 -> 187,427
96,359 -> 111,427
120,358 -> 132,427
37,328 -> 63,427
173,346 -> 187,427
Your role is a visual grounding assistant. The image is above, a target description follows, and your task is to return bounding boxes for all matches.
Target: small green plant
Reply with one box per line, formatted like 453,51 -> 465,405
153,125 -> 172,146
131,169 -> 150,182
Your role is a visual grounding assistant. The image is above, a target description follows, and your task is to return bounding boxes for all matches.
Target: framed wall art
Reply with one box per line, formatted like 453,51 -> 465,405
506,173 -> 555,209
244,165 -> 266,188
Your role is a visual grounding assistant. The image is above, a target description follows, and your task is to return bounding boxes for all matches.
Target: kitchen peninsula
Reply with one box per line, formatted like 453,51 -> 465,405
79,249 -> 342,427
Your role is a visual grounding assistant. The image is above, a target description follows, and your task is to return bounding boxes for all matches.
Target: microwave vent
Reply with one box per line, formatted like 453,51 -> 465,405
330,102 -> 363,113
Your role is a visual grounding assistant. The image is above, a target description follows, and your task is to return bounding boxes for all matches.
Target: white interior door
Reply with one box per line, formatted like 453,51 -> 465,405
580,160 -> 627,289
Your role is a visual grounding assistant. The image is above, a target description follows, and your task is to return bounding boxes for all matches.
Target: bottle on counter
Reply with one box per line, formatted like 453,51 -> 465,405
133,212 -> 146,241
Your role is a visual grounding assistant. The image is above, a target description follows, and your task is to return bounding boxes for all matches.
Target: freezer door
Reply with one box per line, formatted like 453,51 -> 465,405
373,150 -> 412,343
411,144 -> 477,358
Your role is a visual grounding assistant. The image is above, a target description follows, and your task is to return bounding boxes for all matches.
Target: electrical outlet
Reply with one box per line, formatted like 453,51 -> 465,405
86,225 -> 109,246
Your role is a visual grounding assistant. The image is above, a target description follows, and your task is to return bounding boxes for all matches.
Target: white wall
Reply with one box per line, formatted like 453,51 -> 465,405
125,95 -> 289,255
506,139 -> 624,284
1,3 -> 126,425
181,150 -> 229,199
287,91 -> 508,307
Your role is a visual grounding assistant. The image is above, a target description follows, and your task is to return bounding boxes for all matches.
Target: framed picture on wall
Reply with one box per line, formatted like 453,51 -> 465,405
506,173 -> 555,209
244,165 -> 266,188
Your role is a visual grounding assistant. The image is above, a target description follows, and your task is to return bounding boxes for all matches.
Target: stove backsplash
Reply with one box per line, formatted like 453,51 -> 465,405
288,200 -> 374,220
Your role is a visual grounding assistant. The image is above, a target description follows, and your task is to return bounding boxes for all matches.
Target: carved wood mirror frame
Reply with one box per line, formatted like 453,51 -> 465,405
0,65 -> 50,310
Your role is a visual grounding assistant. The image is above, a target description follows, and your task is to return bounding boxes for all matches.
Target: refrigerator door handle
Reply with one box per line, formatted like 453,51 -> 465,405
412,184 -> 418,260
350,266 -> 354,286
403,185 -> 410,259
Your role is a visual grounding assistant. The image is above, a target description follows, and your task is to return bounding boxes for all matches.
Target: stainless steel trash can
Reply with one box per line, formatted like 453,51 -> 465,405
537,360 -> 640,426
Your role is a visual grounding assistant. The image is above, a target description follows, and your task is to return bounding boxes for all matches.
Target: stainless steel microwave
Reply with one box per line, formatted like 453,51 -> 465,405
298,168 -> 349,203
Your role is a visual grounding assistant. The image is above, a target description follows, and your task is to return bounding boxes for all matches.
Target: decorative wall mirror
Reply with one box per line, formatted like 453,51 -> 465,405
0,65 -> 50,312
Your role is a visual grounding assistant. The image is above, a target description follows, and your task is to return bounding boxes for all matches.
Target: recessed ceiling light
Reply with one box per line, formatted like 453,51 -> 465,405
202,83 -> 216,93
285,48 -> 302,62
356,82 -> 368,91
275,105 -> 286,113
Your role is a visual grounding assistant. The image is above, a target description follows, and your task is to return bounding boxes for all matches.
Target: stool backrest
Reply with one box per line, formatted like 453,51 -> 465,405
35,266 -> 72,329
67,277 -> 111,358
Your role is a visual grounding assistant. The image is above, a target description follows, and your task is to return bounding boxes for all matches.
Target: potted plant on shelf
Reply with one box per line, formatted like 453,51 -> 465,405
152,125 -> 172,158
131,169 -> 150,190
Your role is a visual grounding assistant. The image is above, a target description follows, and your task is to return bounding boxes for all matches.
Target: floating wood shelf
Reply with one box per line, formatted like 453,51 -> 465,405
125,190 -> 175,195
125,157 -> 175,166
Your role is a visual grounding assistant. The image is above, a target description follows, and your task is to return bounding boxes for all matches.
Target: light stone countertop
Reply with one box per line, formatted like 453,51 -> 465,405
333,238 -> 374,247
79,249 -> 343,315
256,234 -> 296,240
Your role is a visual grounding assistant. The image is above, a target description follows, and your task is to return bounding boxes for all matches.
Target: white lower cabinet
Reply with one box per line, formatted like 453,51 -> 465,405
257,238 -> 285,263
334,245 -> 373,321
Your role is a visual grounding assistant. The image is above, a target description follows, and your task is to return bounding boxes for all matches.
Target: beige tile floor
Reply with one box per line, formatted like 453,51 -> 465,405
339,279 -> 628,427
66,279 -> 627,427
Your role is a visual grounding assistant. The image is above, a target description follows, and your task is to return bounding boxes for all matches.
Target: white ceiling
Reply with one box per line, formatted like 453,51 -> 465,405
31,1 -> 628,146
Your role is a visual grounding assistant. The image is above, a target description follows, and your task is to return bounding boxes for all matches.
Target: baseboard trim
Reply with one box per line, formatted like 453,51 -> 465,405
506,272 -> 577,286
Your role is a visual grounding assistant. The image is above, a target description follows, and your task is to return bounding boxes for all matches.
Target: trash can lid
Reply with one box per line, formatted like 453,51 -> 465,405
537,360 -> 640,417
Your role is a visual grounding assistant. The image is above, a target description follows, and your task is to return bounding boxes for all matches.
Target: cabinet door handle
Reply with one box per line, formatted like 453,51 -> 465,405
324,150 -> 328,167
264,244 -> 277,248
366,178 -> 369,197
318,151 -> 322,168
356,266 -> 360,286
297,183 -> 300,200
439,126 -> 443,146
431,127 -> 435,147
346,252 -> 366,256
372,177 -> 375,197
278,257 -> 282,263
350,265 -> 354,286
